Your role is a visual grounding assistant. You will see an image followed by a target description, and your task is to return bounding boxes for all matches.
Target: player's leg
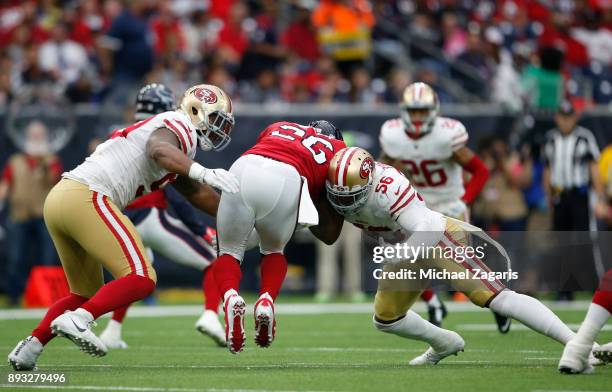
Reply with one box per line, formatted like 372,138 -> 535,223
9,181 -> 106,369
373,262 -> 465,366
136,208 -> 225,345
252,159 -> 301,349
215,156 -> 259,353
439,221 -> 576,346
49,187 -> 156,357
420,289 -> 447,327
559,269 -> 612,373
99,305 -> 130,349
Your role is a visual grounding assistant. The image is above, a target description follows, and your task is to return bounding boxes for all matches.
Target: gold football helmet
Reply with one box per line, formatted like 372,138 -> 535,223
179,84 -> 234,151
400,82 -> 439,138
326,147 -> 375,214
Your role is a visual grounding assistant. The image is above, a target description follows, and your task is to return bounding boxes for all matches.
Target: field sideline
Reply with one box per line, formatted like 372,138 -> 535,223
0,303 -> 610,392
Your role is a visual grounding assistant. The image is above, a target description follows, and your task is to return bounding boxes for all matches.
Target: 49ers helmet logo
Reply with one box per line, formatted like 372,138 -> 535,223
360,157 -> 374,179
193,87 -> 218,104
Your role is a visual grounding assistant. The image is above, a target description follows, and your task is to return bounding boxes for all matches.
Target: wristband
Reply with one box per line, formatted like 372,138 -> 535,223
188,162 -> 207,182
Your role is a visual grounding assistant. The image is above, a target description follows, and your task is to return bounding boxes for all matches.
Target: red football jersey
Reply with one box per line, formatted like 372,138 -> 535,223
244,121 -> 347,199
126,189 -> 168,210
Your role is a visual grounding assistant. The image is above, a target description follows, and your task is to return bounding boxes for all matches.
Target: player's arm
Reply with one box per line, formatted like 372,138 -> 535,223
164,186 -> 208,234
378,151 -> 403,172
146,127 -> 238,193
171,175 -> 220,217
309,196 -> 344,245
453,146 -> 489,204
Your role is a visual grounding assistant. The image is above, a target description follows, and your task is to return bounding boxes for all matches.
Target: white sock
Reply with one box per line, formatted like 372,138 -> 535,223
575,303 -> 611,346
489,290 -> 575,344
104,319 -> 123,336
427,294 -> 442,308
223,289 -> 238,302
373,310 -> 451,351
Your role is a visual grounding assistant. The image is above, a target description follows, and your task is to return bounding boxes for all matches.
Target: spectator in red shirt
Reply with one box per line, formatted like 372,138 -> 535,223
0,121 -> 62,305
215,1 -> 250,70
150,0 -> 186,59
281,3 -> 321,64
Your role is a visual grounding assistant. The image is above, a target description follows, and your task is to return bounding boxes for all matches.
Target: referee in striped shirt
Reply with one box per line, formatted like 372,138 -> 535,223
542,100 -> 606,299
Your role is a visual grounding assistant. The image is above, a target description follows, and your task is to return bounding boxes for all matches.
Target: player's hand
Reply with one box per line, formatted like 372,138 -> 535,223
202,168 -> 239,194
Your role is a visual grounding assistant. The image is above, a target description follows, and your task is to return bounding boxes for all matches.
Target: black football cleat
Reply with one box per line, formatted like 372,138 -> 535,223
493,311 -> 511,334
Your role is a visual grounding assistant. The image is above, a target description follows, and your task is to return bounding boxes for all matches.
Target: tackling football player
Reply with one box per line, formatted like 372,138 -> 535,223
379,82 -> 509,332
213,120 -> 346,353
8,84 -> 237,371
98,84 -> 225,349
326,147 -> 589,366
558,268 -> 612,373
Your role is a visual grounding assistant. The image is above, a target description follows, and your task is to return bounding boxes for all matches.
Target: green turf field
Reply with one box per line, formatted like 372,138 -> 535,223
0,307 -> 610,392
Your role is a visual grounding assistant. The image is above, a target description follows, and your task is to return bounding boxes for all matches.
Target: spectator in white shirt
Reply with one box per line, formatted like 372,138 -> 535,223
38,23 -> 88,86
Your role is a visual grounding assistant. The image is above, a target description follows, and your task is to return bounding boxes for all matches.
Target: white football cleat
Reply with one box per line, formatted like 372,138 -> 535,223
254,293 -> 275,348
558,339 -> 594,374
50,309 -> 107,357
223,290 -> 246,354
195,310 -> 226,347
593,342 -> 612,365
408,331 -> 465,365
8,336 -> 43,371
99,320 -> 128,349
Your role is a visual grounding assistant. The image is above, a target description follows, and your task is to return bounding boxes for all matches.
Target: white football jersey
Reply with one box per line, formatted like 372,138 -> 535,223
64,111 -> 198,210
343,163 -> 445,244
379,116 -> 468,217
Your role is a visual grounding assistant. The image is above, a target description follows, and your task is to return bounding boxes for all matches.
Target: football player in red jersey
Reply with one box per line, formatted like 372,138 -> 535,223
213,120 -> 346,353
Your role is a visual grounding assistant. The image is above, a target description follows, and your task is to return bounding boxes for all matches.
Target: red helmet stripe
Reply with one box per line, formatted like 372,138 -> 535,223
340,147 -> 359,186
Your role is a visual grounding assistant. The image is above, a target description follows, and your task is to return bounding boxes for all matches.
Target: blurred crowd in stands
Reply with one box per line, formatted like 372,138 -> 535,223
0,0 -> 610,109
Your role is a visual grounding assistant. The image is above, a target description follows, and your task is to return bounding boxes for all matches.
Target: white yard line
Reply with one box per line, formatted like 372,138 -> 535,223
0,301 -> 594,320
456,323 -> 611,332
0,386 -> 335,392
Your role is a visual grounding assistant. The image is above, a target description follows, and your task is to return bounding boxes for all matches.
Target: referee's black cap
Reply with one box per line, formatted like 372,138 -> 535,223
557,100 -> 575,115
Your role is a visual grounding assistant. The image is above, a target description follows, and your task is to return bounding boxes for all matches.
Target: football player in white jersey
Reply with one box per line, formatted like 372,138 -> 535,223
326,147 -> 589,366
378,82 -> 510,332
98,84 -> 226,349
8,84 -> 238,371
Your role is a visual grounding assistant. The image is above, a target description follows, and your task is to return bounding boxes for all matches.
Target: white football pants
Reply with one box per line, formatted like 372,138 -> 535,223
217,154 -> 302,261
136,208 -> 215,270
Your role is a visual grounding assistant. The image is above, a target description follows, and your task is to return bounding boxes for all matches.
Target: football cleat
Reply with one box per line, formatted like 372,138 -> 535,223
427,301 -> 448,327
195,310 -> 226,347
493,311 -> 512,334
254,293 -> 276,348
558,339 -> 594,374
50,309 -> 107,357
99,320 -> 128,349
8,336 -> 43,371
408,331 -> 465,365
223,291 -> 246,354
593,342 -> 612,364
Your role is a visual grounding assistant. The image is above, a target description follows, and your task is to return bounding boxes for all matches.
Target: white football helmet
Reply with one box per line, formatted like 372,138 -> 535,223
400,82 -> 439,138
179,84 -> 234,151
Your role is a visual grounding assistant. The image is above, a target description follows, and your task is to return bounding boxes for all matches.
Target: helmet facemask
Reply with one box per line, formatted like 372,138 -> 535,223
193,109 -> 234,151
400,82 -> 440,138
325,178 -> 373,215
401,106 -> 438,138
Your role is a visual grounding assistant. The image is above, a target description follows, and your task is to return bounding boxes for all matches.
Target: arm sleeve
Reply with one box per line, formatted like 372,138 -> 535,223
164,187 -> 207,236
461,155 -> 489,204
